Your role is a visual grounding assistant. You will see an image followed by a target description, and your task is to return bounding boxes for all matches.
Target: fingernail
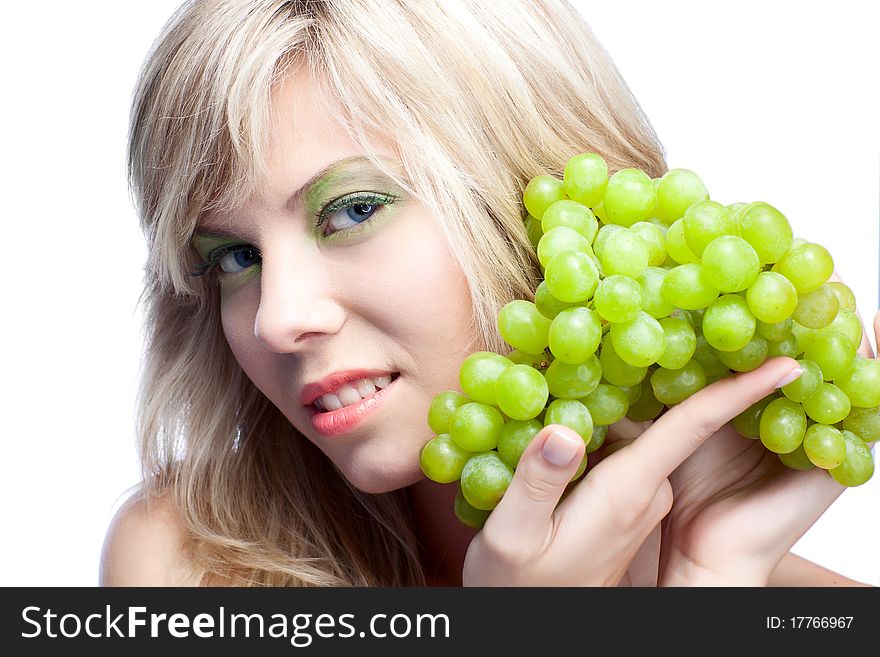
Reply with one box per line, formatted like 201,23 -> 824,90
542,430 -> 581,466
774,367 -> 804,389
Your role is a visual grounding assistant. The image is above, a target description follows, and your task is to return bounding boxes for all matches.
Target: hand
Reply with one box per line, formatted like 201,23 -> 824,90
657,310 -> 879,587
461,365 -> 800,585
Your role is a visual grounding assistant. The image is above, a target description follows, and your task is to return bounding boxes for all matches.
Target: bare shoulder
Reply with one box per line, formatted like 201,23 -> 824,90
100,490 -> 198,586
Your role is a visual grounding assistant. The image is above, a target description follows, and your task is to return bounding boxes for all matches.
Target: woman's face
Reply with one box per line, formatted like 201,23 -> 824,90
192,67 -> 480,493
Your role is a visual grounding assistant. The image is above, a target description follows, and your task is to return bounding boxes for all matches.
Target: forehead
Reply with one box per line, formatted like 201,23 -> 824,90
254,65 -> 403,209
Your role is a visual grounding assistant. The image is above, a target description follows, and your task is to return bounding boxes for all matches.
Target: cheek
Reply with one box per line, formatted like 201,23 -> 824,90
364,218 -> 479,361
218,287 -> 278,394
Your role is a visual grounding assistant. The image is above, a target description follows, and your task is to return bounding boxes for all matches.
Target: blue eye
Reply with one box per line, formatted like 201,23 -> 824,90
190,243 -> 261,278
216,245 -> 260,274
316,192 -> 397,236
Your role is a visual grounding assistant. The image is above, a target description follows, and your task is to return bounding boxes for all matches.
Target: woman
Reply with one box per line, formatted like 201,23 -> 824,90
101,0 -> 876,586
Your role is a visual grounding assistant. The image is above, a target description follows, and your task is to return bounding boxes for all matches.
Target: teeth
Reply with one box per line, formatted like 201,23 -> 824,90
318,393 -> 343,411
336,384 -> 363,406
313,374 -> 396,412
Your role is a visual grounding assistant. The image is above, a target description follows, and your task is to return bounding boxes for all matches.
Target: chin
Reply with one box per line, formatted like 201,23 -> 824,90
338,449 -> 425,495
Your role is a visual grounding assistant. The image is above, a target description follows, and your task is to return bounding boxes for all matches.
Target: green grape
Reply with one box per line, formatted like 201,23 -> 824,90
534,280 -> 578,319
701,235 -> 761,293
460,452 -> 514,510
843,406 -> 880,443
775,243 -> 834,294
657,316 -> 697,369
651,359 -> 707,405
524,214 -> 544,250
767,334 -> 799,359
545,250 -> 600,302
619,384 -> 643,405
834,357 -> 880,408
610,311 -> 666,367
690,334 -> 728,378
824,308 -> 863,348
792,284 -> 839,329
601,229 -> 649,277
629,221 -> 668,266
626,376 -> 665,421
759,397 -> 807,453
459,351 -> 514,404
570,452 -> 590,483
586,424 -> 609,453
428,390 -> 470,433
449,402 -> 505,452
563,152 -> 608,208
716,335 -> 768,372
544,399 -> 594,443
662,263 -> 720,309
593,201 -> 607,223
733,393 -> 776,439
537,226 -> 592,268
756,318 -> 793,342
593,274 -> 643,323
682,200 -> 734,256
454,486 -> 491,529
791,321 -> 818,353
420,434 -> 473,483
523,175 -> 565,219
735,202 -> 793,264
827,281 -> 857,312
780,359 -> 823,402
579,383 -> 629,425
665,219 -> 701,264
803,331 -> 856,380
726,201 -> 747,223
548,307 -> 602,363
544,355 -> 602,399
702,294 -> 756,352
829,430 -> 875,487
637,266 -> 676,318
494,364 -> 549,421
680,308 -> 705,332
497,419 -> 543,469
498,300 -> 552,355
778,442 -> 815,471
802,383 -> 852,425
602,168 -> 657,227
655,168 -> 709,224
803,424 -> 847,469
506,349 -> 547,368
745,272 -> 799,323
542,199 -> 599,243
593,223 -> 624,260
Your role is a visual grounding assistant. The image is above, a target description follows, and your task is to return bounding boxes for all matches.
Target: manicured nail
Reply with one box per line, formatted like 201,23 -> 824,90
774,367 -> 804,389
542,430 -> 581,466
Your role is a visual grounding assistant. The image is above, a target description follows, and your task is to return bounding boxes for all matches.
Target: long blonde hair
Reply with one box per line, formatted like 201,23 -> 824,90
128,0 -> 666,586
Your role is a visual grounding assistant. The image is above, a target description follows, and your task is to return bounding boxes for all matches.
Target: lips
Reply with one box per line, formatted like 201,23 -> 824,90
300,369 -> 400,407
307,373 -> 400,437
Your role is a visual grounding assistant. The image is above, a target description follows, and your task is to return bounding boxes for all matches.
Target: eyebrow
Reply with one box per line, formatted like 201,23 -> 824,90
193,155 -> 385,239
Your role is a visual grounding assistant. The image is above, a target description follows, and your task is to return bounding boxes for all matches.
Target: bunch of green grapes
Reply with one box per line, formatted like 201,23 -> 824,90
421,153 -> 879,529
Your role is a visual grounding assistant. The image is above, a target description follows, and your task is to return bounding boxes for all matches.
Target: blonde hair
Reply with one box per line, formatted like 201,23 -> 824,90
128,0 -> 666,586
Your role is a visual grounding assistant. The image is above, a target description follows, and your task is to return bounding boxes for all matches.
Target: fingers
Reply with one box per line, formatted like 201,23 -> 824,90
874,310 -> 880,360
750,465 -> 845,552
487,424 -> 585,549
624,357 -> 802,488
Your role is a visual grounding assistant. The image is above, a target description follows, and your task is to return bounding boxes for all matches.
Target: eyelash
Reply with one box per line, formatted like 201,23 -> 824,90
190,191 -> 397,278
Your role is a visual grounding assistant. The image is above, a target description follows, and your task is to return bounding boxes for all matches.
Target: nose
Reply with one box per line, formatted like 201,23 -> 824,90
253,243 -> 346,353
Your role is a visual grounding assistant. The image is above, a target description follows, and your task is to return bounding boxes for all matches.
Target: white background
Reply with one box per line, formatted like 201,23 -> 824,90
0,1 -> 877,585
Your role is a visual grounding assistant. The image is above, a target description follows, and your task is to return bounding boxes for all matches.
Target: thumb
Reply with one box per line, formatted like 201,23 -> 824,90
489,424 -> 585,544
